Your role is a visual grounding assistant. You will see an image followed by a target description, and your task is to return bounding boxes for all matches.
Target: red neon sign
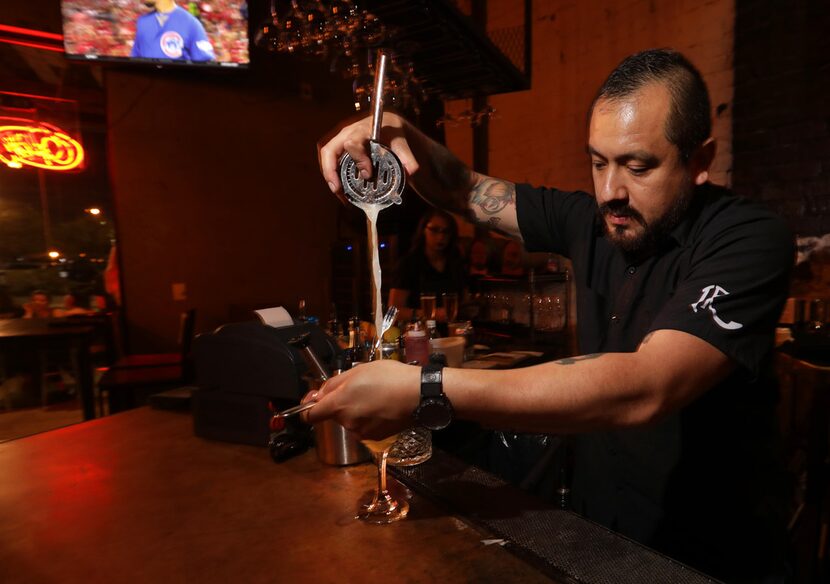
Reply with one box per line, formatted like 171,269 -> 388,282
0,118 -> 84,171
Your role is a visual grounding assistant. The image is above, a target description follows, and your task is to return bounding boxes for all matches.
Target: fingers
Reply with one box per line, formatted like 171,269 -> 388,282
301,360 -> 418,435
304,372 -> 345,425
317,140 -> 348,205
317,120 -> 373,194
297,389 -> 318,425
318,112 -> 416,197
389,132 -> 419,178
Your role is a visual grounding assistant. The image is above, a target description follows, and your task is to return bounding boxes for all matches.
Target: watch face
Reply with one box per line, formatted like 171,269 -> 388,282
417,398 -> 452,431
422,371 -> 442,384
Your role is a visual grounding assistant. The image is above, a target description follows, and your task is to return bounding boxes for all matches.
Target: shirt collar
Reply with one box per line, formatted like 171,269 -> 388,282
667,183 -> 710,247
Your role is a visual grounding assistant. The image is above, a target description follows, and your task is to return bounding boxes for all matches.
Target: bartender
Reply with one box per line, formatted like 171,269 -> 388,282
389,208 -> 466,323
312,48 -> 793,583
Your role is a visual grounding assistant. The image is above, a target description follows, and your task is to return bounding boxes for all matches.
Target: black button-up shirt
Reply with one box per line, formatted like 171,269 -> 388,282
517,182 -> 793,580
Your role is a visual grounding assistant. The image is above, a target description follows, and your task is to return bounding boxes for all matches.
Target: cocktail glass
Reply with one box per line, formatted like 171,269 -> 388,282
358,435 -> 409,524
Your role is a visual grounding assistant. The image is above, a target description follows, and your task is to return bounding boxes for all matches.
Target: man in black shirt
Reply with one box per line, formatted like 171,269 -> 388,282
313,49 -> 793,582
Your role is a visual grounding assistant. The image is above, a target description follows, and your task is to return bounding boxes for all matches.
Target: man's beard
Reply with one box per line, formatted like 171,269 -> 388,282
596,187 -> 693,257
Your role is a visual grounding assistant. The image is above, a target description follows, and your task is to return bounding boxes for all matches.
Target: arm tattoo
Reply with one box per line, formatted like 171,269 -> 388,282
470,179 -> 515,215
554,353 -> 604,366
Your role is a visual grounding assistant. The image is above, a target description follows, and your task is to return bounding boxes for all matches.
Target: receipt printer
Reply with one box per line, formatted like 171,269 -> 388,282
191,320 -> 339,446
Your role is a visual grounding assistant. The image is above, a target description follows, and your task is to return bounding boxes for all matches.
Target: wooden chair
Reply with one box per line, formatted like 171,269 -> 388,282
111,309 -> 196,370
99,364 -> 186,415
97,310 -> 196,415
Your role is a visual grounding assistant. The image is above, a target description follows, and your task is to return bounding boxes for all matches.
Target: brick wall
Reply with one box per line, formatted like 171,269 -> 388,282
445,0 -> 735,192
732,0 -> 830,237
732,0 -> 830,298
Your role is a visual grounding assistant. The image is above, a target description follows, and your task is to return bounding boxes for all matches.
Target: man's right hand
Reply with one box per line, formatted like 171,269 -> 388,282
317,112 -> 419,199
303,360 -> 422,440
317,110 -> 522,240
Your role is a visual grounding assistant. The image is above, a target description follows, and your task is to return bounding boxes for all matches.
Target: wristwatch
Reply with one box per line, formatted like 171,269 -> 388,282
414,363 -> 454,431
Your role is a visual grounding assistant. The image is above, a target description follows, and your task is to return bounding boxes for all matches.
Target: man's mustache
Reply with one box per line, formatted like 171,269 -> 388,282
598,201 -> 646,226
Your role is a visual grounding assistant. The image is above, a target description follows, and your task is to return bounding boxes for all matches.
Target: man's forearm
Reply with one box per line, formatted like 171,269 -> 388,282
404,123 -> 478,214
403,123 -> 523,240
444,352 -> 660,434
442,329 -> 734,434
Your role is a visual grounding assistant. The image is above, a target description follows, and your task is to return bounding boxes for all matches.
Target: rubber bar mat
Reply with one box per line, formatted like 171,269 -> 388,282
390,450 -> 721,584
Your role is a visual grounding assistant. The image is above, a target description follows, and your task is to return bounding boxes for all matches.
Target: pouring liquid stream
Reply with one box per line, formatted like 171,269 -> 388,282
354,202 -> 384,354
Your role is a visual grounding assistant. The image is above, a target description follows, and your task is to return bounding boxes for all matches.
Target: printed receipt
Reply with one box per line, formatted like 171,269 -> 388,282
254,306 -> 294,328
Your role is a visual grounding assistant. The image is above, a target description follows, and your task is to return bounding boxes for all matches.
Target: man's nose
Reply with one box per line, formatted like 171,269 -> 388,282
597,167 -> 628,204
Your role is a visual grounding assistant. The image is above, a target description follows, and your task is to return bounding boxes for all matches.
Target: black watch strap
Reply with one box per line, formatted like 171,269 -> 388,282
416,363 -> 453,431
421,363 -> 444,397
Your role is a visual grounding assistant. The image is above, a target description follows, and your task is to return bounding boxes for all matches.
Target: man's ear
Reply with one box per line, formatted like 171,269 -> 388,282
690,138 -> 716,185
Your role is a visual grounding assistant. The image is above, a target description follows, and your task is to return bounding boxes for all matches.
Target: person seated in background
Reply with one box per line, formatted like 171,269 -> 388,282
53,293 -> 95,318
499,240 -> 526,277
389,208 -> 467,323
22,290 -> 53,319
467,238 -> 492,277
91,292 -> 116,314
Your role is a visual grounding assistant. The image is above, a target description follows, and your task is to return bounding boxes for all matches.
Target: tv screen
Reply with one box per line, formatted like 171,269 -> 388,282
61,0 -> 250,68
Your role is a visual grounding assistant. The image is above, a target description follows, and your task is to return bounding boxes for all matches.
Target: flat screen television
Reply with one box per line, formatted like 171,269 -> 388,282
61,0 -> 250,68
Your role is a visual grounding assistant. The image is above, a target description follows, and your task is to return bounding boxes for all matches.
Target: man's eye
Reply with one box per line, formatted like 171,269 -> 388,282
627,166 -> 648,175
591,161 -> 606,170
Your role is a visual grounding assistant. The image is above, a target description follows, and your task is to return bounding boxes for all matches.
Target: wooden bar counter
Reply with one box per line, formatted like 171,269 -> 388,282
0,408 -> 556,583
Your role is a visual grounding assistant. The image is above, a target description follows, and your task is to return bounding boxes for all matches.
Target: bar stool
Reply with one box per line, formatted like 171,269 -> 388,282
776,349 -> 830,583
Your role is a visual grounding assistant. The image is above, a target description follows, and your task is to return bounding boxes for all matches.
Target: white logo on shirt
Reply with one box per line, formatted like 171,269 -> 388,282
196,40 -> 214,56
160,31 -> 184,58
690,285 -> 744,330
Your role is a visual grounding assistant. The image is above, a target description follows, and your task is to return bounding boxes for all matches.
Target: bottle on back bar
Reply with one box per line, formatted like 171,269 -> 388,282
347,316 -> 365,362
426,319 -> 439,340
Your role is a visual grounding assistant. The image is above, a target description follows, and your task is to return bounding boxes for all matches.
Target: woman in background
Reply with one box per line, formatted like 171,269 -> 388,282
389,209 -> 466,323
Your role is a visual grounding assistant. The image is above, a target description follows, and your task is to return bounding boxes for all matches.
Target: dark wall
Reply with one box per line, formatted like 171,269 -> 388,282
733,0 -> 830,235
106,66 -> 352,351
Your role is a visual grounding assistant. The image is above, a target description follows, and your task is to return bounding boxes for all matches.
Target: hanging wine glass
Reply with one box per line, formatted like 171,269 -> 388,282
342,54 -> 361,78
326,0 -> 359,40
357,11 -> 386,47
351,50 -> 375,111
401,61 -> 426,116
275,2 -> 304,53
253,0 -> 281,51
383,55 -> 408,109
254,2 -> 424,118
298,0 -> 328,58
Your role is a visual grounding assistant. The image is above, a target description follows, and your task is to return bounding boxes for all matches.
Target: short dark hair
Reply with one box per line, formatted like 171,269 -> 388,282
590,49 -> 712,161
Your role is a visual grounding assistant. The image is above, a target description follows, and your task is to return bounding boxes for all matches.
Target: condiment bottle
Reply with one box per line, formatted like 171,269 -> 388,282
404,320 -> 430,365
